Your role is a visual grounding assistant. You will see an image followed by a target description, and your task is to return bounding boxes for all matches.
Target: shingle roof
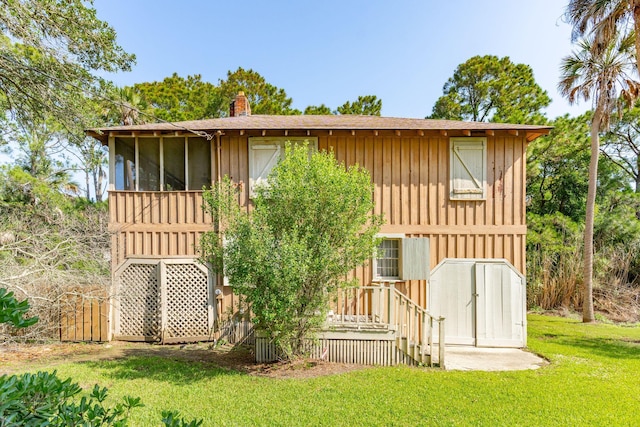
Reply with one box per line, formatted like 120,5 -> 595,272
87,114 -> 552,142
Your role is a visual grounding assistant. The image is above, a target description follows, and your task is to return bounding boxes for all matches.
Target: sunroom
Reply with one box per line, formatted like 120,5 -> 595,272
110,135 -> 212,192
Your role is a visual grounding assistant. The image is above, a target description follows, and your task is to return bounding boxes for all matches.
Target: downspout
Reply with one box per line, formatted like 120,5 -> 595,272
214,130 -> 224,336
215,130 -> 222,184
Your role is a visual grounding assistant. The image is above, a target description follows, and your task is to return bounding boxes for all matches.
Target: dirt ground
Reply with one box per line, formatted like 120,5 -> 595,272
0,341 -> 370,379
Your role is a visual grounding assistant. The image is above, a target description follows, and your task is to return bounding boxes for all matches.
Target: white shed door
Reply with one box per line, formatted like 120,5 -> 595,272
429,259 -> 526,348
428,261 -> 475,345
475,262 -> 525,347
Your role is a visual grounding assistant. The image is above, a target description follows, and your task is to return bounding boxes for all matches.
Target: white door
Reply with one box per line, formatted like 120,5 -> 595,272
429,259 -> 526,348
475,262 -> 525,347
429,261 -> 476,345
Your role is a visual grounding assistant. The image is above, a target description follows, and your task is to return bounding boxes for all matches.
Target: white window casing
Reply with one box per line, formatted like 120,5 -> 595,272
248,137 -> 318,198
373,234 -> 430,281
450,137 -> 486,200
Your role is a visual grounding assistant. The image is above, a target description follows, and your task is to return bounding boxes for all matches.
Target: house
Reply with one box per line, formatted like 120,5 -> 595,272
86,93 -> 551,365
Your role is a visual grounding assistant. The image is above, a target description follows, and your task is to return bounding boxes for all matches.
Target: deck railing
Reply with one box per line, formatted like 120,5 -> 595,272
328,283 -> 445,367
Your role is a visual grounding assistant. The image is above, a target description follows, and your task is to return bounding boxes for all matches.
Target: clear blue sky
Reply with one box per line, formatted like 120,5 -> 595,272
95,0 -> 589,121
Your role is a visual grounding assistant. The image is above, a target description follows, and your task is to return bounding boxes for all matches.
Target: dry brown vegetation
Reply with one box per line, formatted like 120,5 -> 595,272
0,203 -> 110,341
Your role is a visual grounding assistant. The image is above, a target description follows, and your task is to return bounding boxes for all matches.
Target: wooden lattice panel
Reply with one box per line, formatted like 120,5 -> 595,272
165,263 -> 209,338
117,263 -> 160,338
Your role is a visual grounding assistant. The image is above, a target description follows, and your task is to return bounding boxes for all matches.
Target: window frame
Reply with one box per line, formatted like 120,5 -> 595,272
248,137 -> 318,198
109,135 -> 212,192
372,233 -> 405,282
449,137 -> 487,201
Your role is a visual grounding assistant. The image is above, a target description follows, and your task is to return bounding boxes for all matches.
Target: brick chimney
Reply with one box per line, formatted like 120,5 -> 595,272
229,91 -> 251,117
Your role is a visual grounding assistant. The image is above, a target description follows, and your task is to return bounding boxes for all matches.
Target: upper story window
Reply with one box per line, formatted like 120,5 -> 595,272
248,137 -> 318,197
450,137 -> 486,200
112,136 -> 211,191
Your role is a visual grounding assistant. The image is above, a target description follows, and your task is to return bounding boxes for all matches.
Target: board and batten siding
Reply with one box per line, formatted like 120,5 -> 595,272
108,130 -> 527,313
319,132 -> 526,309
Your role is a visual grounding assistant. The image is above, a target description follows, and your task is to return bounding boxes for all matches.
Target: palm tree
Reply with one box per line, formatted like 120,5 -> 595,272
114,87 -> 147,126
99,86 -> 149,126
566,0 -> 640,76
559,34 -> 640,322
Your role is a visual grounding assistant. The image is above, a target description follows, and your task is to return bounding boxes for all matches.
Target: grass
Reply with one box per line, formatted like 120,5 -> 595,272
8,314 -> 640,426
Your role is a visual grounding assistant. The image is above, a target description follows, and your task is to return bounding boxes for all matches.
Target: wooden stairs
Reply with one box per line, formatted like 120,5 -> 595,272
255,284 -> 445,367
326,283 -> 445,367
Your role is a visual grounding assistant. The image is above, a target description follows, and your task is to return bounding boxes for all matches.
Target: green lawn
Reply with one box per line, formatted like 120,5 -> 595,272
9,314 -> 640,426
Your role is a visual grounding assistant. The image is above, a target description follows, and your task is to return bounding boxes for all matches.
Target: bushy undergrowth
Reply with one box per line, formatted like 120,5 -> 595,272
0,371 -> 202,427
0,197 -> 110,341
0,371 -> 142,426
527,207 -> 640,321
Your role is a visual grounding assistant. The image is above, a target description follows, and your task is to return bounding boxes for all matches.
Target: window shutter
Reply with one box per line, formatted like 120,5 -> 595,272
450,138 -> 486,200
401,238 -> 430,280
249,144 -> 281,197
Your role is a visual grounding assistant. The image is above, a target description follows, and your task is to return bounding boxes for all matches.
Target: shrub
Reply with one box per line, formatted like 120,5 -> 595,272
201,143 -> 383,358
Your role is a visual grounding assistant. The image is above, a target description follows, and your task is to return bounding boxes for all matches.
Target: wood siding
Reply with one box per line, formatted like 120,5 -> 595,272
60,293 -> 109,342
109,130 -> 527,316
109,191 -> 212,266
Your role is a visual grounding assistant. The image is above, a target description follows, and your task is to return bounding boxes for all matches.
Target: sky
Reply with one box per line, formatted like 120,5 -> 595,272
94,0 -> 590,121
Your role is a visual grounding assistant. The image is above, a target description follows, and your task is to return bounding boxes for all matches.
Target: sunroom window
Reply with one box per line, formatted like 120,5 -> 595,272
138,138 -> 160,191
188,137 -> 212,190
163,137 -> 185,191
111,136 -> 211,191
114,137 -> 135,190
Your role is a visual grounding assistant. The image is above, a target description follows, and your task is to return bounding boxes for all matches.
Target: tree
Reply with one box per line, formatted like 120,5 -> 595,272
1,119 -> 78,196
429,55 -> 551,124
217,67 -> 300,116
201,144 -> 383,359
107,86 -> 149,126
566,0 -> 640,78
0,0 -> 135,133
525,113 -> 632,311
72,134 -> 108,202
133,73 -> 220,122
559,34 -> 640,322
603,105 -> 640,193
304,104 -> 333,115
527,114 -> 592,222
336,95 -> 382,115
304,96 -> 383,116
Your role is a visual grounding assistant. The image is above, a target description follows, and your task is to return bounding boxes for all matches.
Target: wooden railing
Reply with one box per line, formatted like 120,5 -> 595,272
328,284 -> 445,367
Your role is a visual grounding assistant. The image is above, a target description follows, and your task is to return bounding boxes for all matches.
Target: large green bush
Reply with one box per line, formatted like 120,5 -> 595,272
201,143 -> 383,358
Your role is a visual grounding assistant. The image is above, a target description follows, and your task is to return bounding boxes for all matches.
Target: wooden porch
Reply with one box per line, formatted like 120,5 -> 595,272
256,284 -> 446,368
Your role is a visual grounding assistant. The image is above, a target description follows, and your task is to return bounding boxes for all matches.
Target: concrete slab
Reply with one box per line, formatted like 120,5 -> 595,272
443,347 -> 548,371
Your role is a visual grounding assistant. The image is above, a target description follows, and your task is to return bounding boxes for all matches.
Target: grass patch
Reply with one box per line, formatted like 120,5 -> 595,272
9,314 -> 640,426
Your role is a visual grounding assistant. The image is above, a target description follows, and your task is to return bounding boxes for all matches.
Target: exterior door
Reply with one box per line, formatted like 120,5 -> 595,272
428,259 -> 526,348
475,262 -> 525,347
429,261 -> 476,345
